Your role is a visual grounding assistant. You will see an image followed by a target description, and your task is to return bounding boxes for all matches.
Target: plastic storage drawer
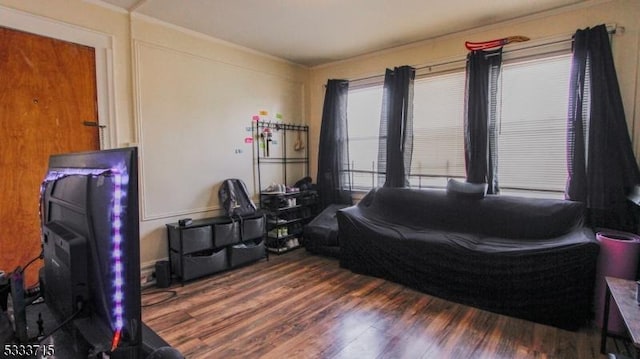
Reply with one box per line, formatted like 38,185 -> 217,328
242,216 -> 265,240
228,239 -> 266,267
170,248 -> 228,281
214,221 -> 240,247
169,225 -> 213,254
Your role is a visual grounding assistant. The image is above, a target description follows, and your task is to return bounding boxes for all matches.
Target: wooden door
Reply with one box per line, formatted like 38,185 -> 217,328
0,27 -> 100,286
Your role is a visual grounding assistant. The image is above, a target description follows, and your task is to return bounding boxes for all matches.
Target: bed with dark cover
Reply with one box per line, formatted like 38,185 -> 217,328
337,187 -> 600,330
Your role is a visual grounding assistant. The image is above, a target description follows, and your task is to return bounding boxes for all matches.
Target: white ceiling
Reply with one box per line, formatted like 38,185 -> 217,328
99,0 -> 585,67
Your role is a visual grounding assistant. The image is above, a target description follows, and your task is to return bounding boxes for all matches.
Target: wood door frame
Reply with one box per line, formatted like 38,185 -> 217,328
0,4 -> 117,149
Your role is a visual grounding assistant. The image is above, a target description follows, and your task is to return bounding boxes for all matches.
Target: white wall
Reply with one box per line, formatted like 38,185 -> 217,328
307,0 -> 640,182
131,16 -> 308,268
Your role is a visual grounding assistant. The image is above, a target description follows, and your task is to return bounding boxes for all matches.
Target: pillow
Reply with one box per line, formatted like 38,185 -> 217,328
446,179 -> 487,199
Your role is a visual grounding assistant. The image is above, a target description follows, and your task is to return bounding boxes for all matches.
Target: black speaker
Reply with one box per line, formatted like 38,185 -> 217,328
155,261 -> 171,288
9,269 -> 27,343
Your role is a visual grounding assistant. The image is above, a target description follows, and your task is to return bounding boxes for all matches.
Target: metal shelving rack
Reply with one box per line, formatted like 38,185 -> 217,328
254,121 -> 317,253
254,121 -> 310,188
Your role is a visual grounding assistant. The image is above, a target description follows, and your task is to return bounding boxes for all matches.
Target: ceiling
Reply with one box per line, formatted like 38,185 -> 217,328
100,0 -> 585,67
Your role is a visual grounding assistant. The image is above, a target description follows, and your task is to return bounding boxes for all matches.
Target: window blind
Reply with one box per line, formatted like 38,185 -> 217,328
412,71 -> 466,187
345,51 -> 574,196
346,85 -> 383,189
498,53 -> 572,192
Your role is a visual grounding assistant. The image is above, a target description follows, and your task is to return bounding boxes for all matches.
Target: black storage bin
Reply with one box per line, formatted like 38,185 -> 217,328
214,221 -> 240,247
242,216 -> 265,240
169,225 -> 213,254
170,248 -> 228,281
229,239 -> 266,267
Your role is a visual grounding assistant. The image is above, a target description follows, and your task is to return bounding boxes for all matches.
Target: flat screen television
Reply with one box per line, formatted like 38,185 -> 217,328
39,147 -> 142,357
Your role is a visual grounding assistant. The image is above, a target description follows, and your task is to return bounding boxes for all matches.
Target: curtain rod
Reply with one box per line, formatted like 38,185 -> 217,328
348,24 -> 620,84
484,24 -> 618,58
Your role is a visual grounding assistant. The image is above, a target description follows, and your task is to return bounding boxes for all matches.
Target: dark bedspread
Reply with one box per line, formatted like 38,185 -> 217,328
338,187 -> 599,330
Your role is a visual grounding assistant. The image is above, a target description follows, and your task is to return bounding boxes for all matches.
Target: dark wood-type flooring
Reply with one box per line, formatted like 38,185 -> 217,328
142,249 -> 627,358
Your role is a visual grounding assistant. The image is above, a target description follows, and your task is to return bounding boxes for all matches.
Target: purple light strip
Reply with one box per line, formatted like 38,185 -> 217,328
41,164 -> 129,332
110,165 -> 128,332
43,168 -> 111,184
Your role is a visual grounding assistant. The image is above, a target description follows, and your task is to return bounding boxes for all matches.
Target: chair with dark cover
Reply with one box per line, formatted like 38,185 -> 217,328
303,204 -> 350,258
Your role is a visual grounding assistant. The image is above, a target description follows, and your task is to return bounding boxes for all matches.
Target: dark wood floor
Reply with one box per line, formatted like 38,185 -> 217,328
142,249 -> 617,359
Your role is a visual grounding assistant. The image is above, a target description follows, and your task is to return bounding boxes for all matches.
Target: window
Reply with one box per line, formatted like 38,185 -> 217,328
345,52 -> 572,198
411,71 -> 466,188
498,54 -> 572,196
346,85 -> 383,190
346,71 -> 468,191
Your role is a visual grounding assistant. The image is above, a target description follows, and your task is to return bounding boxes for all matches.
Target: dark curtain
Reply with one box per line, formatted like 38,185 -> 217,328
317,79 -> 352,209
464,48 -> 502,194
377,66 -> 415,187
566,24 -> 640,231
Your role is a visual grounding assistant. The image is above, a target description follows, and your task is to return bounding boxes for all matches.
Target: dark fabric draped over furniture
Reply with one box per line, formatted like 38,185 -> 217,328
377,66 -> 415,187
464,48 -> 502,194
566,24 -> 640,231
338,187 -> 598,330
317,79 -> 352,209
